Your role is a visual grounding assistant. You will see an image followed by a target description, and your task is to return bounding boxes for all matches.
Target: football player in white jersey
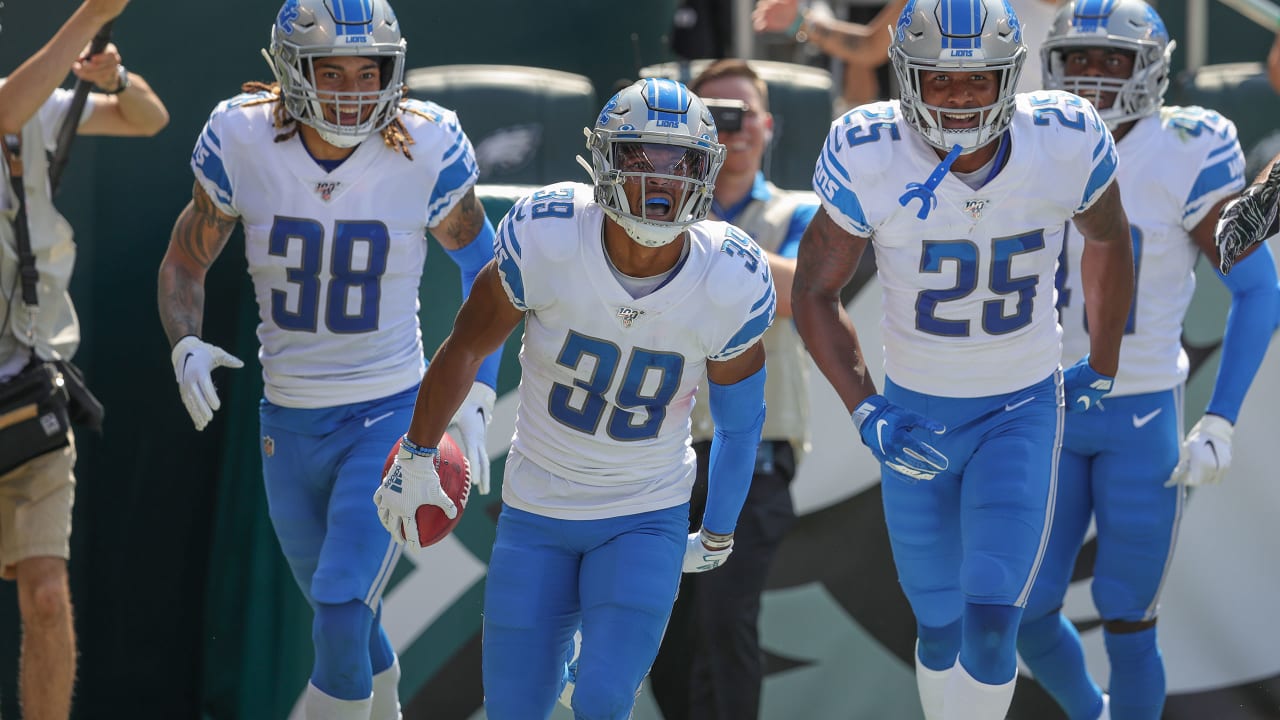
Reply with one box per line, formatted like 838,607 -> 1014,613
156,1 -> 502,718
373,78 -> 775,720
791,0 -> 1137,717
1016,2 -> 1280,719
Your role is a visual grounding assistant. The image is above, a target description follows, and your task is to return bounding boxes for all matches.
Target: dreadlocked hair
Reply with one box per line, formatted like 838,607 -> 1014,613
238,81 -> 417,160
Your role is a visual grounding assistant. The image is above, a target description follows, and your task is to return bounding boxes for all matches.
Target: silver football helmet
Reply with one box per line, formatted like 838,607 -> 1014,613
579,79 -> 726,248
265,0 -> 406,148
1042,0 -> 1174,129
890,0 -> 1027,153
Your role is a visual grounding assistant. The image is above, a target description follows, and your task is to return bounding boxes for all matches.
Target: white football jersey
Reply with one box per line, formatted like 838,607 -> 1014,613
1059,106 -> 1246,396
493,182 -> 776,520
190,94 -> 479,408
814,91 -> 1118,397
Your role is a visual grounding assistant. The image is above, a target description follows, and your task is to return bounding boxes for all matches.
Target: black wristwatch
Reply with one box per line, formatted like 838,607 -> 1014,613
99,65 -> 130,95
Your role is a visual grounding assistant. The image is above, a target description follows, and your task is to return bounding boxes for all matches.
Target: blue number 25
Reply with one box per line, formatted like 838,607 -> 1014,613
916,231 -> 1045,337
549,331 -> 685,441
268,217 -> 390,334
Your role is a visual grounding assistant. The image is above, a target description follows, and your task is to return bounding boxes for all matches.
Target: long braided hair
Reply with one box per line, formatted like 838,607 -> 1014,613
240,81 -> 417,160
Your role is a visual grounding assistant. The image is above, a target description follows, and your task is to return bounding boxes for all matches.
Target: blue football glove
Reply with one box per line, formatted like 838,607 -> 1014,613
1062,355 -> 1114,413
851,395 -> 949,481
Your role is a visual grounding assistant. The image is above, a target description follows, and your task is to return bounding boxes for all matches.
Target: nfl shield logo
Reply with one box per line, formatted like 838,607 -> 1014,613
617,307 -> 644,328
963,199 -> 988,220
263,435 -> 275,458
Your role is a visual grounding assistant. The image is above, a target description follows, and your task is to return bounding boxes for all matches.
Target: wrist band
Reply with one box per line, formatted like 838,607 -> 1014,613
699,528 -> 734,550
400,435 -> 438,457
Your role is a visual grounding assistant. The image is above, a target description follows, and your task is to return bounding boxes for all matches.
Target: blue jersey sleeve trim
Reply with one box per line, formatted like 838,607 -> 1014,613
494,215 -> 529,311
1206,243 -> 1280,423
702,364 -> 767,534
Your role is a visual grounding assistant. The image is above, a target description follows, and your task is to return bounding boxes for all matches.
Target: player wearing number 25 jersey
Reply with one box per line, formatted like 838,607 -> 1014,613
158,1 -> 502,717
792,0 -> 1136,717
373,78 -> 774,720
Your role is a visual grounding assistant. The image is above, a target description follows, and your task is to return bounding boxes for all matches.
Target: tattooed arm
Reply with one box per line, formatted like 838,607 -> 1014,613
157,181 -> 238,346
430,187 -> 489,251
790,207 -> 878,414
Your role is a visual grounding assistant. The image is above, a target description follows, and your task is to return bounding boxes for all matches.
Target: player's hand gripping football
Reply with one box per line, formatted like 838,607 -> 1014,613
682,528 -> 734,573
1217,162 -> 1280,274
852,395 -> 949,481
447,381 -> 495,494
170,335 -> 244,431
1166,414 -> 1234,487
374,437 -> 458,546
1062,355 -> 1114,413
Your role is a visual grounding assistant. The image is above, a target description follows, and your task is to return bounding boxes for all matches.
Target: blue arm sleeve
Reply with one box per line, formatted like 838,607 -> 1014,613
1206,242 -> 1280,422
701,364 -> 767,535
444,216 -> 501,388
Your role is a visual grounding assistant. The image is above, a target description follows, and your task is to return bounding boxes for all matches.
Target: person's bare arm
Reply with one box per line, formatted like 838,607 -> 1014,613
405,263 -> 524,448
0,0 -> 128,134
75,44 -> 168,137
707,339 -> 767,386
429,187 -> 489,251
791,207 -> 876,413
1070,181 -> 1134,377
802,0 -> 909,67
157,182 -> 238,346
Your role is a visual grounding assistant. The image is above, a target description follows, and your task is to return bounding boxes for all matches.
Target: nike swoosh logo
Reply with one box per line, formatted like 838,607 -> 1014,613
875,419 -> 889,453
364,411 -> 395,428
1005,396 -> 1036,412
1132,408 -> 1162,428
182,352 -> 194,375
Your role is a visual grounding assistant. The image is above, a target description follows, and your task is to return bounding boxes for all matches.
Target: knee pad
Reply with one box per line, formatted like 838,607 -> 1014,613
312,600 -> 375,700
960,551 -> 1018,603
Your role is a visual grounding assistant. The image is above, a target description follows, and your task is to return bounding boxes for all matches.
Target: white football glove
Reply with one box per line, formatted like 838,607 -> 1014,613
373,438 -> 458,546
448,381 -> 496,494
682,528 -> 734,573
170,335 -> 244,431
1166,414 -> 1234,487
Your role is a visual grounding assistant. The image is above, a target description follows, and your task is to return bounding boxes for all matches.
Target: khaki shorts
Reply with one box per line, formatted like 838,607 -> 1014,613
0,431 -> 75,580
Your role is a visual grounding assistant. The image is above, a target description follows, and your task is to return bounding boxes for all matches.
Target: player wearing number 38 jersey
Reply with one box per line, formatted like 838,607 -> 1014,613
157,1 -> 503,717
374,78 -> 774,719
792,0 -> 1136,717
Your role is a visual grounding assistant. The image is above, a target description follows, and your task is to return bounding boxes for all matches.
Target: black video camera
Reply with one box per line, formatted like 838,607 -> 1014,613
704,99 -> 750,134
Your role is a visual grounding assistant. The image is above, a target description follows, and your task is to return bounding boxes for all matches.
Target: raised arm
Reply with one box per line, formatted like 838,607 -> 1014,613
1069,181 -> 1134,379
0,0 -> 128,134
73,44 -> 169,138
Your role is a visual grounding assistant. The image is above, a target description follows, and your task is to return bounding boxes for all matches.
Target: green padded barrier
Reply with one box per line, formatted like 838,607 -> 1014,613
405,65 -> 598,187
1172,61 -> 1280,177
638,59 -> 834,191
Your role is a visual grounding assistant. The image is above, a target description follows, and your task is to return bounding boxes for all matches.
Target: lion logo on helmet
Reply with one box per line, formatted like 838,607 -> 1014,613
277,0 -> 301,34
